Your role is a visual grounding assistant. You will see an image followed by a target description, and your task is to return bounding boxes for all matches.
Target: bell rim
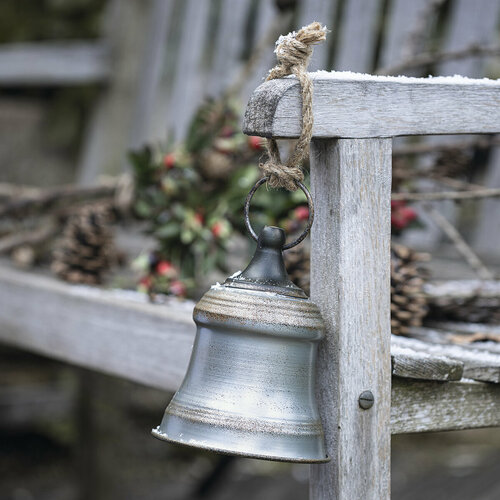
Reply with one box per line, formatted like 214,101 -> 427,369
151,428 -> 330,464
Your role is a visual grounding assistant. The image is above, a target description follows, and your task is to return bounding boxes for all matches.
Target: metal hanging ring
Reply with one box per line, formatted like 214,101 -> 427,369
244,177 -> 314,250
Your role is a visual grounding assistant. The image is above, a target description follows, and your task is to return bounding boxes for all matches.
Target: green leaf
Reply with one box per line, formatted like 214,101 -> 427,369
154,223 -> 180,239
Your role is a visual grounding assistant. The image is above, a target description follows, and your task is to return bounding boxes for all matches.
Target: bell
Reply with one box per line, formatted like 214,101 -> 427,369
152,225 -> 328,463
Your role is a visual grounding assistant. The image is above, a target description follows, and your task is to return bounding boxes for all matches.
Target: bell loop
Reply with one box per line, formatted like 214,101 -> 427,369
244,176 -> 315,250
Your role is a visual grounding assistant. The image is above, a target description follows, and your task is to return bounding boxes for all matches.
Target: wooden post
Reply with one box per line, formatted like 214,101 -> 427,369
309,138 -> 392,500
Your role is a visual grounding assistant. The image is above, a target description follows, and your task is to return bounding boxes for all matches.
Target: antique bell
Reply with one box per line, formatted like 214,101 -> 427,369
152,181 -> 328,462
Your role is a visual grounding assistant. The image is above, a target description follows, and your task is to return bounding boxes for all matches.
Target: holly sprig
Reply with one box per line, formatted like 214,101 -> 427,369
131,99 -> 419,298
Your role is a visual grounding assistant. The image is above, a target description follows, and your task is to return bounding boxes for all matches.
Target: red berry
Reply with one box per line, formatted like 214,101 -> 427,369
391,200 -> 406,209
211,221 -> 223,238
399,206 -> 417,222
156,260 -> 174,276
194,212 -> 204,226
163,153 -> 176,169
139,276 -> 152,289
391,215 -> 406,230
248,136 -> 263,151
294,205 -> 309,222
170,280 -> 186,297
220,126 -> 234,138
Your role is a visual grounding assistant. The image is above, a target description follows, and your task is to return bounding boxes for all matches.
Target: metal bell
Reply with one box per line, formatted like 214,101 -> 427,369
152,225 -> 328,463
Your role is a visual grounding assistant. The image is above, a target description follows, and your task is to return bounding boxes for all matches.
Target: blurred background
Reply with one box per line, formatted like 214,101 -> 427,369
1,0 -> 500,499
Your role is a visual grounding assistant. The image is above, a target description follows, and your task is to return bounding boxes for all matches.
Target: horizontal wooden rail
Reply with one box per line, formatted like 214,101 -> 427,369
0,266 -> 193,390
0,42 -> 111,85
243,73 -> 500,138
392,378 -> 500,433
1,265 -> 499,434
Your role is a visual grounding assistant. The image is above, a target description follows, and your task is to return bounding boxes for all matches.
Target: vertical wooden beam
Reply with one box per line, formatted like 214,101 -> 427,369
309,138 -> 392,500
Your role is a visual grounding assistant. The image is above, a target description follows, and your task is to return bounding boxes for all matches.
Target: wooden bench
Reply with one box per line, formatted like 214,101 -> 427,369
1,1 -> 500,497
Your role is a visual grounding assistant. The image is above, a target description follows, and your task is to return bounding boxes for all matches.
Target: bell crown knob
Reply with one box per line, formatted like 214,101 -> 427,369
224,226 -> 307,298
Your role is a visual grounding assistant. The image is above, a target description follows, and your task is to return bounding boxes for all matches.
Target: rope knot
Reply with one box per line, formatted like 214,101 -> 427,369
273,22 -> 327,74
261,22 -> 327,191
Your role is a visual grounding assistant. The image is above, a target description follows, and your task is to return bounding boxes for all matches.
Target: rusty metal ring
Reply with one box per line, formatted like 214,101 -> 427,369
244,177 -> 314,250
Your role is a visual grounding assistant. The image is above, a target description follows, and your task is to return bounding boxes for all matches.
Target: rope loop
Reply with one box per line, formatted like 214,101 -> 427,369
260,22 -> 327,191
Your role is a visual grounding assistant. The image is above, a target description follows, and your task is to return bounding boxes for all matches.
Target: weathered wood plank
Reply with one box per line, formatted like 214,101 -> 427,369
309,138 -> 392,500
297,0 -> 337,71
424,279 -> 500,299
394,334 -> 500,384
167,0 -> 211,141
391,378 -> 500,434
439,0 -> 500,78
391,341 -> 463,382
77,0 -> 154,183
426,322 -> 500,336
2,265 -> 500,437
413,0 -> 500,250
0,266 -> 195,391
128,0 -> 173,148
475,147 -> 500,256
0,42 -> 110,86
378,0 -> 429,72
208,0 -> 251,97
241,0 -> 279,105
409,326 -> 500,356
243,75 -> 500,139
334,0 -> 382,72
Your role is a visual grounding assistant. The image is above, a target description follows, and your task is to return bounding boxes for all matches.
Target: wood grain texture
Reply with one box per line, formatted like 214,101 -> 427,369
391,341 -> 464,382
309,139 -> 392,500
242,77 -> 500,139
391,378 -> 500,434
0,42 -> 110,85
394,335 -> 500,384
0,266 -> 195,391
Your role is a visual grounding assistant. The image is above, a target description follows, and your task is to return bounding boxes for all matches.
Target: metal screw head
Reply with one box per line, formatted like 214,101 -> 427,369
358,391 -> 374,410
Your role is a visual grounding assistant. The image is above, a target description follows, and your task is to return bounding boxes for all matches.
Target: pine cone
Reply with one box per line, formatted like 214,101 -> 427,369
392,156 -> 413,191
391,244 -> 429,335
197,150 -> 235,180
427,295 -> 500,324
433,148 -> 472,178
52,203 -> 115,285
284,243 -> 429,335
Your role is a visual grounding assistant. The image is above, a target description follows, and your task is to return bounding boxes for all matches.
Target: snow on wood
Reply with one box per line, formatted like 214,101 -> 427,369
424,279 -> 500,299
0,265 -> 195,391
391,341 -> 463,381
409,326 -> 500,356
309,70 -> 500,85
243,73 -> 500,139
393,334 -> 500,383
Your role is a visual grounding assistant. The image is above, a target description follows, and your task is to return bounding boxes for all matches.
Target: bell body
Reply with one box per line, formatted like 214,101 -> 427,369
152,226 -> 328,463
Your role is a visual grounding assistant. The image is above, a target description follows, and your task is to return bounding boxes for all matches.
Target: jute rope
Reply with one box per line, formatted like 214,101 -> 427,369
260,22 -> 327,191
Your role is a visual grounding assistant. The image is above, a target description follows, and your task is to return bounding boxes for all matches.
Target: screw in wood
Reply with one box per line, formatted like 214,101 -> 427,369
358,391 -> 374,410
